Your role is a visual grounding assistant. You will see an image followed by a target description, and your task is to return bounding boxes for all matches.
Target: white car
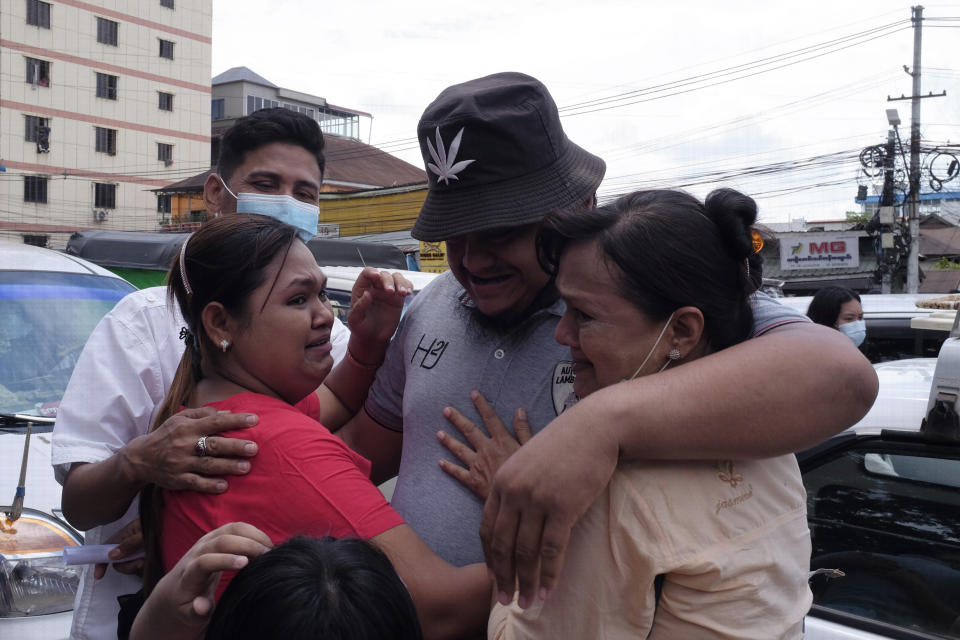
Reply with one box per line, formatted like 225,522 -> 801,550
0,242 -> 136,637
320,264 -> 439,327
800,314 -> 960,639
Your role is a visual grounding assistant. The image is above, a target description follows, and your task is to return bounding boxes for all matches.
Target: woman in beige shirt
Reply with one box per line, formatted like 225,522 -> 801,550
441,188 -> 812,640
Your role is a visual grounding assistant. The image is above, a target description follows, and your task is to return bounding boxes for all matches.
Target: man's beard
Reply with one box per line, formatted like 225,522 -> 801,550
465,280 -> 560,335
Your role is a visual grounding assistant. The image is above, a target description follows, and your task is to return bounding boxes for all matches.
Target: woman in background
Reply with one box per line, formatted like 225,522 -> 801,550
807,286 -> 865,347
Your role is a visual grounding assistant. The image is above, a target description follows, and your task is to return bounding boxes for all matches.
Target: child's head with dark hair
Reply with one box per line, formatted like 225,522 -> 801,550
206,536 -> 423,640
217,107 -> 326,182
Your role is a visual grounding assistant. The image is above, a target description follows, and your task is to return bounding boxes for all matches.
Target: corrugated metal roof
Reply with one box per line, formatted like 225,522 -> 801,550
920,226 -> 960,256
157,137 -> 425,194
919,270 -> 960,293
155,169 -> 214,193
323,135 -> 426,188
343,229 -> 419,251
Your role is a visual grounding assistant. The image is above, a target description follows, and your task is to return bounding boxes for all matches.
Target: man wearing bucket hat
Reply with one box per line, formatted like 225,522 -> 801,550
340,70 -> 877,600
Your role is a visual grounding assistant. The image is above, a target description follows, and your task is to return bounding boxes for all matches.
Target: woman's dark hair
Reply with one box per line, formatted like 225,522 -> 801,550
806,286 -> 861,327
140,214 -> 299,594
217,107 -> 326,181
206,536 -> 423,640
538,188 -> 758,353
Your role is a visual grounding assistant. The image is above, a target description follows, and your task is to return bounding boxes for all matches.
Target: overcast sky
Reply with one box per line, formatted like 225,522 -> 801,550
211,0 -> 960,224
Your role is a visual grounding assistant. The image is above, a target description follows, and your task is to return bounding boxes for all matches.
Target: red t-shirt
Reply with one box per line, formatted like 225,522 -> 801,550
161,392 -> 404,597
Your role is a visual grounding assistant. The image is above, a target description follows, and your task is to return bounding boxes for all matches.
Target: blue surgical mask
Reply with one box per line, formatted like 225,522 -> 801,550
837,320 -> 866,347
218,176 -> 319,243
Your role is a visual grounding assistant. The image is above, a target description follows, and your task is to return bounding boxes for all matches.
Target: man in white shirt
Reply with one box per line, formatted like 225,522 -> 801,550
51,108 -> 348,640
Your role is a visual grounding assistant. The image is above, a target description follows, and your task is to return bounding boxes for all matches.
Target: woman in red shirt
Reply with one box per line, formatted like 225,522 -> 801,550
140,214 -> 489,640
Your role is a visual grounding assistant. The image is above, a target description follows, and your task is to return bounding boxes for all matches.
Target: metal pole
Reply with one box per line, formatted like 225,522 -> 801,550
881,130 -> 897,294
907,5 -> 923,293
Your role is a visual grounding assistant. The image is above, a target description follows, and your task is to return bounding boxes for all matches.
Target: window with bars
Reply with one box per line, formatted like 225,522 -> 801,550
158,143 -> 173,165
96,17 -> 118,46
159,39 -> 174,59
94,183 -> 116,209
26,57 -> 50,86
26,0 -> 51,27
95,127 -> 117,155
24,176 -> 48,203
24,115 -> 49,142
158,91 -> 174,111
23,234 -> 49,248
95,73 -> 118,100
157,194 -> 172,214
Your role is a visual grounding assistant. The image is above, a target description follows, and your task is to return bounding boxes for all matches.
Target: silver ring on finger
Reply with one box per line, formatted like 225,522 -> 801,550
195,436 -> 208,457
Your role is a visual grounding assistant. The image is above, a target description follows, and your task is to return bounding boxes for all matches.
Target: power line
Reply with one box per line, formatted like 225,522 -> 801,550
561,25 -> 911,117
559,21 -> 908,113
596,72 -> 901,164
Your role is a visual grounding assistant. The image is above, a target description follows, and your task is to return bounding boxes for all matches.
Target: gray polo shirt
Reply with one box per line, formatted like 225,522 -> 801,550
365,271 -> 807,566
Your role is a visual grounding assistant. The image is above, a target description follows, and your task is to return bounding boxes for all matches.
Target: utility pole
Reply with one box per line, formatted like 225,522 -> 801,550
888,5 -> 946,292
907,6 -> 923,293
880,130 -> 897,294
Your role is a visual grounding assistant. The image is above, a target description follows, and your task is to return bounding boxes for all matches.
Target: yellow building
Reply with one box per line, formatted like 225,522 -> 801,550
317,184 -> 457,273
318,184 -> 426,236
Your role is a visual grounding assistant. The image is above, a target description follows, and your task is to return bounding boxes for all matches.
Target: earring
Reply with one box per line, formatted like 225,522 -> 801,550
668,347 -> 681,361
219,339 -> 230,353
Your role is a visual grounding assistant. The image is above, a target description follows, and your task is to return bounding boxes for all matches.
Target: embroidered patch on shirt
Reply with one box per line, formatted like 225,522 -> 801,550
716,461 -> 744,488
552,361 -> 575,415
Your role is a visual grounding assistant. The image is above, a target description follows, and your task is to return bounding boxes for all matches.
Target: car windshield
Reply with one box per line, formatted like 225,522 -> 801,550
0,271 -> 134,418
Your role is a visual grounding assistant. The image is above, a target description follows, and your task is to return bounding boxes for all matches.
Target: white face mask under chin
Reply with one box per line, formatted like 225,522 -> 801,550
625,311 -> 675,381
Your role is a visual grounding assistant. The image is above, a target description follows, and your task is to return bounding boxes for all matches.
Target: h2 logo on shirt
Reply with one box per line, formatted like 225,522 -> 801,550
412,334 -> 448,369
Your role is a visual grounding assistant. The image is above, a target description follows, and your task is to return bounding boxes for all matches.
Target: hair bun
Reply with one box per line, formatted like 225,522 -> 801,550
703,188 -> 757,261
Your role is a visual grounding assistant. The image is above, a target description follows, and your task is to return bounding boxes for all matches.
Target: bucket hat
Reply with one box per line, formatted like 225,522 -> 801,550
411,72 -> 606,242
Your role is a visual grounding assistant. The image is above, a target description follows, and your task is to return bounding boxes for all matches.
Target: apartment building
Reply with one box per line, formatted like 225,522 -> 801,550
0,0 -> 212,246
210,66 -> 370,159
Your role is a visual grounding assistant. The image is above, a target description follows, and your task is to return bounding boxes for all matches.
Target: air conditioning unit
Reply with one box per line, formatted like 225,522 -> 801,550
163,159 -> 173,167
93,209 -> 108,222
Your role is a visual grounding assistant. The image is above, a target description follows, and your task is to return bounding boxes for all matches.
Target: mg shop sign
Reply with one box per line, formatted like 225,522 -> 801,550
780,233 -> 859,270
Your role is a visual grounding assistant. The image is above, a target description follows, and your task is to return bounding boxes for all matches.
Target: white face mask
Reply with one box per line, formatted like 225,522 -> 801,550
218,175 -> 319,243
625,311 -> 675,381
837,319 -> 866,347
